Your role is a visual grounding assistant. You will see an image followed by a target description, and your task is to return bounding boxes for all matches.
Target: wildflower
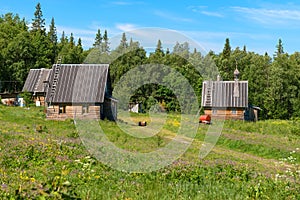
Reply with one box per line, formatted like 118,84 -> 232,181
62,181 -> 71,186
61,169 -> 69,176
30,178 -> 35,182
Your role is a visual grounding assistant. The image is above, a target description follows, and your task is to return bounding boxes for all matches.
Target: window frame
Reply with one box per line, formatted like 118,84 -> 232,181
82,104 -> 89,114
59,105 -> 66,114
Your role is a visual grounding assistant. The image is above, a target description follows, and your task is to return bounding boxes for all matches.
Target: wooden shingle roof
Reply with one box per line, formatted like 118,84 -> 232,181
45,64 -> 109,103
201,80 -> 248,108
22,69 -> 52,93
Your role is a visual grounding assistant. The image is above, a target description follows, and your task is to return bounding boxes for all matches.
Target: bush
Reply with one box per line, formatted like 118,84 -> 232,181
20,91 -> 33,107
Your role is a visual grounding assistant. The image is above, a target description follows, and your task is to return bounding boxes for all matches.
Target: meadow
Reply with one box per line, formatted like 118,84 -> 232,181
0,105 -> 299,199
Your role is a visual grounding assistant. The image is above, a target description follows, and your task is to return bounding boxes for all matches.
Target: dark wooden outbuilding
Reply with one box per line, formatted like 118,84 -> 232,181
45,64 -> 117,121
22,68 -> 52,106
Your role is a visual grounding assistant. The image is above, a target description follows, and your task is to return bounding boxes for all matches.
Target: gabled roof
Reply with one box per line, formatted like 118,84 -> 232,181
201,80 -> 248,108
45,64 -> 109,103
22,68 -> 52,93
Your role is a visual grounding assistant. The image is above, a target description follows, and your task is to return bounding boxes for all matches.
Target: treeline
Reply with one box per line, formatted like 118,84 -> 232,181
0,3 -> 299,119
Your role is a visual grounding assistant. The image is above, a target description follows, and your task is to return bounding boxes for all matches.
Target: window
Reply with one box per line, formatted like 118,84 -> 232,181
212,109 -> 217,114
59,105 -> 66,114
231,109 -> 237,115
82,105 -> 89,114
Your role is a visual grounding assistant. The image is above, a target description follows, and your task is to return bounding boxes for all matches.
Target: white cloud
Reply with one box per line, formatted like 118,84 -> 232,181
232,6 -> 300,25
112,1 -> 132,5
182,30 -> 277,55
115,23 -> 138,32
188,6 -> 224,18
200,11 -> 224,18
55,25 -> 97,48
56,25 -> 96,36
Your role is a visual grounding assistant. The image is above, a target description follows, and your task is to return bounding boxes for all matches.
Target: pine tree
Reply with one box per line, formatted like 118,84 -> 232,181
30,3 -> 52,69
120,33 -> 128,49
48,17 -> 57,45
47,17 -> 58,64
77,38 -> 82,49
166,48 -> 170,55
31,3 -> 46,33
222,38 -> 231,59
218,38 -> 233,80
243,45 -> 247,53
102,30 -> 109,52
275,38 -> 284,58
69,33 -> 75,48
93,29 -> 102,48
155,39 -> 164,55
114,32 -> 128,54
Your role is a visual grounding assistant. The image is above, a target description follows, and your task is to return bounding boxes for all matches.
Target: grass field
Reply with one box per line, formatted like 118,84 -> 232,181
0,105 -> 299,199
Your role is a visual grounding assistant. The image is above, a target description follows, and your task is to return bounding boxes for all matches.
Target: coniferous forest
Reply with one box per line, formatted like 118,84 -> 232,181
0,3 -> 300,120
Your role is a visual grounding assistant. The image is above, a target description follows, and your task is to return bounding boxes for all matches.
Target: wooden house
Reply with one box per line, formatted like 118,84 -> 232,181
45,64 -> 117,121
201,69 -> 249,120
22,68 -> 52,106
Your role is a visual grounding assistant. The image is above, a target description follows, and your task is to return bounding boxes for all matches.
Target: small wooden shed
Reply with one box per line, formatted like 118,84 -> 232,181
45,64 -> 117,121
201,69 -> 248,120
22,68 -> 52,106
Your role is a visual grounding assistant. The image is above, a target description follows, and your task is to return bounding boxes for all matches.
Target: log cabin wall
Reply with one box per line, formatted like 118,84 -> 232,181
204,109 -> 244,120
47,104 -> 101,120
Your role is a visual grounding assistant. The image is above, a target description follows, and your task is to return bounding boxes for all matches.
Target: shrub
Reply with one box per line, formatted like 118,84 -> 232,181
20,91 -> 33,107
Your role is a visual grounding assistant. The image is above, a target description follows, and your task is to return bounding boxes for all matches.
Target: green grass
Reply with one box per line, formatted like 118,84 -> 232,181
0,105 -> 299,199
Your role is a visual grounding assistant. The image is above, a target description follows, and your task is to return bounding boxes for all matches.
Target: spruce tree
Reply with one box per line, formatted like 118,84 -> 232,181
69,33 -> 75,48
60,31 -> 66,43
102,30 -> 109,52
120,33 -> 128,49
222,38 -> 231,59
155,39 -> 164,55
48,17 -> 58,63
31,3 -> 46,33
48,17 -> 57,45
93,29 -> 102,48
275,38 -> 284,58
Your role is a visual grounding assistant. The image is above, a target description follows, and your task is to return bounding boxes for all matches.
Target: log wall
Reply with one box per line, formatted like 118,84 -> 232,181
204,109 -> 244,120
47,104 -> 101,120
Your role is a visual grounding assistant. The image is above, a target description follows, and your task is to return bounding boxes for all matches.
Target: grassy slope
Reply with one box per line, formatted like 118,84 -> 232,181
0,105 -> 299,199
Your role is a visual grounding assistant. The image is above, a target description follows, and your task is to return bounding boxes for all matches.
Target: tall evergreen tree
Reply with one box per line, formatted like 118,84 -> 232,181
222,38 -> 231,59
60,31 -> 66,44
102,30 -> 109,52
93,29 -> 102,48
30,3 -> 52,69
114,32 -> 128,55
155,39 -> 164,55
31,3 -> 46,33
275,38 -> 284,58
148,39 -> 165,63
48,17 -> 57,44
120,32 -> 128,49
69,33 -> 75,48
48,17 -> 58,64
217,38 -> 233,80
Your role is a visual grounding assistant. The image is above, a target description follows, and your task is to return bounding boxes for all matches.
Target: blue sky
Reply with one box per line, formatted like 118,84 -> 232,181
1,0 -> 300,55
